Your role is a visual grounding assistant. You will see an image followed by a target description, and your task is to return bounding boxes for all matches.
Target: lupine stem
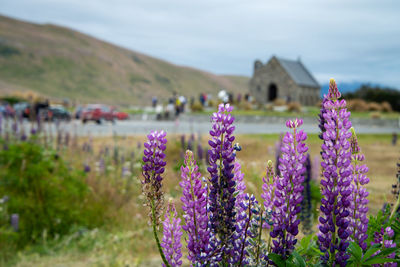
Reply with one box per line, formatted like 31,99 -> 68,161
238,199 -> 253,267
255,209 -> 264,265
151,198 -> 171,267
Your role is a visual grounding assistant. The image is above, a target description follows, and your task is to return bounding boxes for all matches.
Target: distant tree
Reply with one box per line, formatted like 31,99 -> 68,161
344,84 -> 400,112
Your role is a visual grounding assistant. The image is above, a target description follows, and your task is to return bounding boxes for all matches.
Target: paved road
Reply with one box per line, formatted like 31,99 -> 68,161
44,119 -> 400,136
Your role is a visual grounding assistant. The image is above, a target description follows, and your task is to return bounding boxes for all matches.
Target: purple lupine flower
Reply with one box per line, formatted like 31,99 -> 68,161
348,128 -> 369,250
300,153 -> 313,235
318,98 -> 329,140
371,227 -> 397,267
234,162 -> 246,206
161,202 -> 183,267
179,150 -> 210,264
261,160 -> 278,228
233,194 -> 258,266
141,130 -> 167,226
83,163 -> 91,173
318,79 -> 353,266
11,213 -> 19,231
207,103 -> 237,259
197,143 -> 204,162
275,135 -> 283,176
270,118 -> 308,259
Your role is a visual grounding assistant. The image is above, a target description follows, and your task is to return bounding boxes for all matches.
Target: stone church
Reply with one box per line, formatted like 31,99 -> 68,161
249,56 -> 320,106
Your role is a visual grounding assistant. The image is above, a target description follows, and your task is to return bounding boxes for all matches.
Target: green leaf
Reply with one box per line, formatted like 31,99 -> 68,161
374,247 -> 398,258
363,257 -> 400,265
292,251 -> 306,267
348,242 -> 362,261
362,243 -> 381,261
268,253 -> 286,267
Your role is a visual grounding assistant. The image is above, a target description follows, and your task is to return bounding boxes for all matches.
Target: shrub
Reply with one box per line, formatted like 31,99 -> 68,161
273,98 -> 286,106
0,140 -> 92,247
381,101 -> 393,112
287,101 -> 302,112
347,99 -> 368,112
368,101 -> 383,111
190,100 -> 203,112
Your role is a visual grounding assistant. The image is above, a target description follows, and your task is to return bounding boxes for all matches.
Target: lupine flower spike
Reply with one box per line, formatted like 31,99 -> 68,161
179,150 -> 210,265
348,128 -> 369,250
141,130 -> 170,266
270,118 -> 308,259
318,78 -> 353,266
207,103 -> 237,261
161,202 -> 183,267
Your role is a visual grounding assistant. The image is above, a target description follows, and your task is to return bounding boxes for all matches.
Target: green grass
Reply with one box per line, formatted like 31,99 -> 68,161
193,106 -> 400,119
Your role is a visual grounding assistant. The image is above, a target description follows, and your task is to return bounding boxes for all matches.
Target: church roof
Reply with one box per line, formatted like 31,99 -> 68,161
275,57 -> 320,88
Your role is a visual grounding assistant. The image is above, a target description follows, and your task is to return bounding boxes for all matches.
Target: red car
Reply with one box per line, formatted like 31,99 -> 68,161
81,105 -> 115,124
112,108 -> 129,120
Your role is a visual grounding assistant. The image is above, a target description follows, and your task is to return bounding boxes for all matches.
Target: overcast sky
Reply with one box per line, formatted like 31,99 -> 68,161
2,0 -> 400,86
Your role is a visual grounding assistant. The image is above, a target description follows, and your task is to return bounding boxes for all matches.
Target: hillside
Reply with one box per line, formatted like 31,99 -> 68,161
0,15 -> 249,105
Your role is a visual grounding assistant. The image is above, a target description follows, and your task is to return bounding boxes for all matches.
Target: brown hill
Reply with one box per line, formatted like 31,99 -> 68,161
0,15 -> 249,105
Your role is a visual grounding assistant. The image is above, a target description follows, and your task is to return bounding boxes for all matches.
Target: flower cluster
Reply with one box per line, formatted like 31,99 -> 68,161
261,160 -> 277,225
179,150 -> 210,264
140,79 -> 387,266
142,130 -> 167,225
270,118 -> 308,258
371,227 -> 397,267
348,128 -> 369,250
161,202 -> 183,267
318,78 -> 353,266
207,103 -> 237,258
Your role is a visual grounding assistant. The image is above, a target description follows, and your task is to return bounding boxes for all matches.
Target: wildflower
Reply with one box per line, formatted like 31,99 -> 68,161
261,160 -> 277,226
207,103 -> 237,260
270,118 -> 308,259
371,227 -> 397,267
161,202 -> 183,267
300,153 -> 313,235
83,163 -> 91,173
179,150 -> 209,264
317,79 -> 353,266
142,130 -> 171,267
11,214 -> 19,231
141,130 -> 167,226
348,128 -> 369,250
233,194 -> 259,266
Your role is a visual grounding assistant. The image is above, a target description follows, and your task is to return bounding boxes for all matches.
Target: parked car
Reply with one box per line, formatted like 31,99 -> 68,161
41,105 -> 71,121
112,109 -> 129,120
13,102 -> 30,118
81,104 -> 115,124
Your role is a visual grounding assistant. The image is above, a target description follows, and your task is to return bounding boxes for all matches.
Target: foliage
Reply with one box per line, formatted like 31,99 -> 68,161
0,139 -> 95,248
